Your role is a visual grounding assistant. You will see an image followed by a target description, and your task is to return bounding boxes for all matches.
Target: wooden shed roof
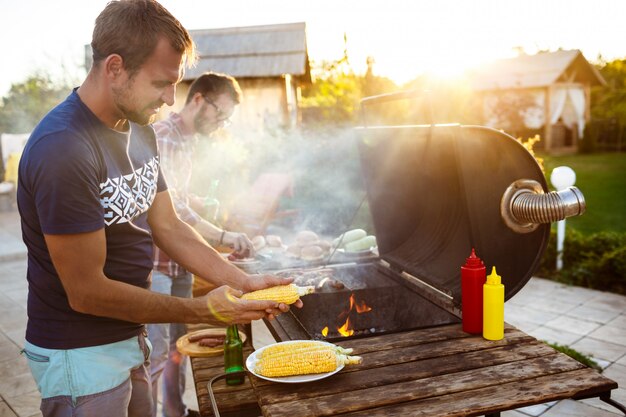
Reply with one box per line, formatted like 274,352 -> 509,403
470,49 -> 606,91
185,22 -> 311,82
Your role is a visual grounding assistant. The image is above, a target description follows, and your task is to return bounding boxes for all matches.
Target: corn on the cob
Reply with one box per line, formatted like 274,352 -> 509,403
254,342 -> 361,377
258,340 -> 353,360
241,284 -> 314,304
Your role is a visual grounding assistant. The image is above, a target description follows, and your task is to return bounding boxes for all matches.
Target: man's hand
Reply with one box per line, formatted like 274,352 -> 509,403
223,231 -> 255,257
242,274 -> 304,319
187,193 -> 207,213
200,285 -> 280,325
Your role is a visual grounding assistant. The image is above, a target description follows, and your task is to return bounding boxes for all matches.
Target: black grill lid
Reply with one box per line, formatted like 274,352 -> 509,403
356,124 -> 549,304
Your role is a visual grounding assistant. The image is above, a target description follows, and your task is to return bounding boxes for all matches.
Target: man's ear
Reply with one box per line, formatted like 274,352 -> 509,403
193,92 -> 205,105
104,54 -> 125,80
188,92 -> 206,110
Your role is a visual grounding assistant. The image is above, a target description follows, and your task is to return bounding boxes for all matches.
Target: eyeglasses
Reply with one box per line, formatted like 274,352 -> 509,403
203,96 -> 231,127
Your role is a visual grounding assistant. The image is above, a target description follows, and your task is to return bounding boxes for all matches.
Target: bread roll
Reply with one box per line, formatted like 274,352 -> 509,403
251,235 -> 266,251
316,240 -> 332,252
286,245 -> 301,257
300,245 -> 324,260
266,235 -> 283,247
296,230 -> 319,246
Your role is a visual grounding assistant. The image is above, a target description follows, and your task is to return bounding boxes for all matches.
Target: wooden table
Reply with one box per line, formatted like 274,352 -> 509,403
192,323 -> 621,417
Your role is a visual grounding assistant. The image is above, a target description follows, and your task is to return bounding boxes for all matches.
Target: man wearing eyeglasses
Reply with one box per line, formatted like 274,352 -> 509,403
149,72 -> 254,417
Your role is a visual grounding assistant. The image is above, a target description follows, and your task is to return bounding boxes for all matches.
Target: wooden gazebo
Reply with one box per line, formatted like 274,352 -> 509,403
470,50 -> 606,153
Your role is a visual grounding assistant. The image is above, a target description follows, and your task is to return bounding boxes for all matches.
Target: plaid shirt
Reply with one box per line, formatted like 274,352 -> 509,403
153,113 -> 202,277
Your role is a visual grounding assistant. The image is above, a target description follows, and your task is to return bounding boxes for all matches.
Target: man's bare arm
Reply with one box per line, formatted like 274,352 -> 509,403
148,190 -> 299,315
148,190 -> 249,290
45,230 -> 199,323
44,229 -> 277,325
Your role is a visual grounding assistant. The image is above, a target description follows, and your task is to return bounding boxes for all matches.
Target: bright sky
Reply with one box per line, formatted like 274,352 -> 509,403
1,0 -> 625,96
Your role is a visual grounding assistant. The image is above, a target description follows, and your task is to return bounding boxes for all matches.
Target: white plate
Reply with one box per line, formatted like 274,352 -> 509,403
246,341 -> 344,383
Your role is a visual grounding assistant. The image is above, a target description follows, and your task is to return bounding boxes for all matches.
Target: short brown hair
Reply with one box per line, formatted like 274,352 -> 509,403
186,72 -> 243,105
91,0 -> 196,74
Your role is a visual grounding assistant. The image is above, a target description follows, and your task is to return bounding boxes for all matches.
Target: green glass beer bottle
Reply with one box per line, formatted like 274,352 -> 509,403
224,324 -> 244,385
203,179 -> 220,222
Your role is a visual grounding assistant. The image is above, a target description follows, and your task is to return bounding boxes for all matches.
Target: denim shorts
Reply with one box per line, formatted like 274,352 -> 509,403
23,333 -> 153,416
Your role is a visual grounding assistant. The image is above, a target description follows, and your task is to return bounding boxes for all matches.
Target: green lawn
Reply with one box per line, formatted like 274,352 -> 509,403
539,152 -> 626,235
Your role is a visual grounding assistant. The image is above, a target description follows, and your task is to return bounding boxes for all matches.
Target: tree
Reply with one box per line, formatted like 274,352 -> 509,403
300,54 -> 362,127
592,58 -> 626,122
585,58 -> 626,152
0,72 -> 74,134
300,58 -> 400,128
300,33 -> 399,128
482,90 -> 538,138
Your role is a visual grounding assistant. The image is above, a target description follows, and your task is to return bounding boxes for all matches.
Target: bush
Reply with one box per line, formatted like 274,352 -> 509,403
537,228 -> 626,295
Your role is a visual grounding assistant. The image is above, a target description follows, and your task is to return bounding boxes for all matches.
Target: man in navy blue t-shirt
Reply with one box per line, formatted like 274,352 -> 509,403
17,1 -> 296,416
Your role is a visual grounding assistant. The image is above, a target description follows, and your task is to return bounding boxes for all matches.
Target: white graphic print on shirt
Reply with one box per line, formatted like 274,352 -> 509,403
100,157 -> 159,226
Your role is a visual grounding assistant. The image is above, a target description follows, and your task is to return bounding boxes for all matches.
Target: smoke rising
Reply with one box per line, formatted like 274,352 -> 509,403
190,126 -> 374,243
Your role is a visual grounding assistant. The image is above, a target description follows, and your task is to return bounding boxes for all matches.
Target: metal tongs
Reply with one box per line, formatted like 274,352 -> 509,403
323,194 -> 368,268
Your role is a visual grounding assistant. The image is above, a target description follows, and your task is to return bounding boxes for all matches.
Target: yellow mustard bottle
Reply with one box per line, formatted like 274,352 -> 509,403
483,266 -> 504,340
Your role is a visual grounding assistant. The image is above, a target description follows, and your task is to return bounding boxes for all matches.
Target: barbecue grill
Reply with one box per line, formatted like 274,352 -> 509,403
265,91 -> 586,343
199,92 -> 625,417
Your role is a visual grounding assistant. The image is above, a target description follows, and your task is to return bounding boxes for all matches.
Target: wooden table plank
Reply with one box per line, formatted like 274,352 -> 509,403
196,390 -> 260,417
259,351 -> 586,416
349,331 -> 534,370
337,368 -> 617,417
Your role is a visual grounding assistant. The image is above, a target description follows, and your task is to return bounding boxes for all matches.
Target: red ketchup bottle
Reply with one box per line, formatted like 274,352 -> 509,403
461,248 -> 486,334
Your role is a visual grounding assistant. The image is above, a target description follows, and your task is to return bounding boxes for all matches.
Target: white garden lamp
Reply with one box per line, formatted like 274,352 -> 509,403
550,166 -> 577,270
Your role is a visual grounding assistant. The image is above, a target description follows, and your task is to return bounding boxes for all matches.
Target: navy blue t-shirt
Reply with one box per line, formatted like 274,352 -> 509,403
17,89 -> 167,349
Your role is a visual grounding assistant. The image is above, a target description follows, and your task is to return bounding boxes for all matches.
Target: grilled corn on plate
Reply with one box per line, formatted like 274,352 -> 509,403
251,340 -> 361,378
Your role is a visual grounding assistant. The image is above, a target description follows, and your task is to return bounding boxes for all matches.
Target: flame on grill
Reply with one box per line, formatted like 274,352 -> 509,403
355,300 -> 372,313
326,293 -> 372,338
347,293 -> 372,314
338,317 -> 354,337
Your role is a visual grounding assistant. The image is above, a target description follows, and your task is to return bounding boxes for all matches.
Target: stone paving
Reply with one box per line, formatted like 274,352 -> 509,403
0,208 -> 624,416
